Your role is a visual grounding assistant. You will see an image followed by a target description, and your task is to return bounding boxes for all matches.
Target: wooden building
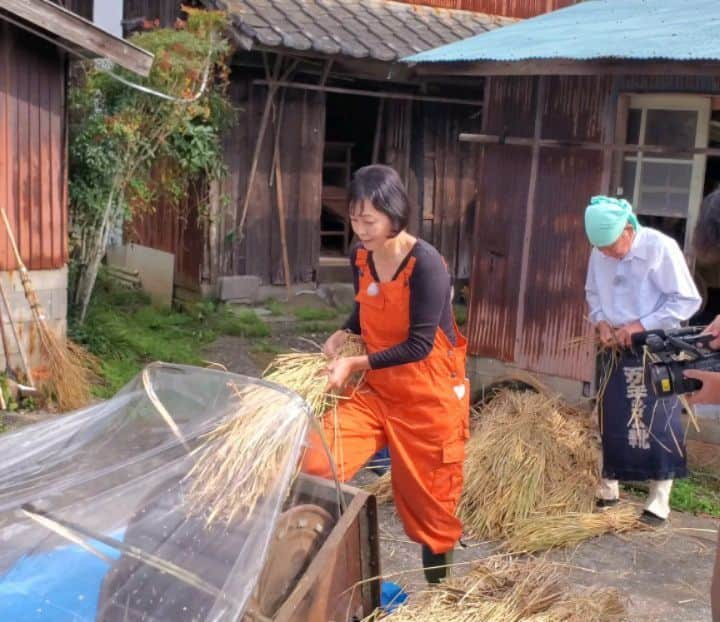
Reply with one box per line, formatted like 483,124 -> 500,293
409,0 -> 720,398
0,0 -> 152,370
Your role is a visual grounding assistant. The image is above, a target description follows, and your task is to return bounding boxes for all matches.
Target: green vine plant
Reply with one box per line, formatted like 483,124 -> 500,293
68,6 -> 234,322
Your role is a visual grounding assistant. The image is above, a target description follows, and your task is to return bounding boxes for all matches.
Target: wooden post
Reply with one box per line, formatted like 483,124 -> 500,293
371,98 -> 385,164
236,57 -> 299,246
272,91 -> 293,299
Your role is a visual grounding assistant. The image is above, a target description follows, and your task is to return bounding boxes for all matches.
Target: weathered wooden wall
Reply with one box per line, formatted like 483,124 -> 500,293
0,21 -> 67,271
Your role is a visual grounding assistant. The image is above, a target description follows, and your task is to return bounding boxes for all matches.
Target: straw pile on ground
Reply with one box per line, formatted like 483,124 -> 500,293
364,557 -> 625,622
459,390 -> 600,541
506,504 -> 642,553
366,389 -> 643,552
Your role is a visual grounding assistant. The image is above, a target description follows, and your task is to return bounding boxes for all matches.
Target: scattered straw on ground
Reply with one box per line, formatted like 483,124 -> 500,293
459,390 -> 600,541
363,557 -> 625,622
506,504 -> 643,554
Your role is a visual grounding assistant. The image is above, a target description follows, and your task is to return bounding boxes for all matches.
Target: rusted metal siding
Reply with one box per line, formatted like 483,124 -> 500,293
0,22 -> 67,272
468,144 -> 530,361
515,148 -> 598,378
396,0 -> 579,18
470,75 -> 611,380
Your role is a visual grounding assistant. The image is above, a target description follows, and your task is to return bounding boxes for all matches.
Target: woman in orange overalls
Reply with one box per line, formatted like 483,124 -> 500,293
303,165 -> 469,583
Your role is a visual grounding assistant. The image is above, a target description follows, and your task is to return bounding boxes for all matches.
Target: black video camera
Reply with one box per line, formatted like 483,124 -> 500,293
632,326 -> 720,398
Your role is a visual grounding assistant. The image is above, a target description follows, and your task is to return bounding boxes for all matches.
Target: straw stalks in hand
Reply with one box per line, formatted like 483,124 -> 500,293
262,333 -> 366,417
506,504 -> 643,554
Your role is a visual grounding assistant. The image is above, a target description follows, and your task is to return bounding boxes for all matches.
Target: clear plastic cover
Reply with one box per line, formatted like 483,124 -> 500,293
0,363 -> 337,621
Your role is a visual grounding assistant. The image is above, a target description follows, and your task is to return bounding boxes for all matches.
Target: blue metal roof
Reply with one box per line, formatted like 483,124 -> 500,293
405,0 -> 720,64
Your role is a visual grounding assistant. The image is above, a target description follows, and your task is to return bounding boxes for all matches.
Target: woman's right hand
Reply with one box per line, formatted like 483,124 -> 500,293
323,329 -> 349,358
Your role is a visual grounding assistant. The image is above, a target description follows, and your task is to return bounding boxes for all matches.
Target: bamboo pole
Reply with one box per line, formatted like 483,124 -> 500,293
271,92 -> 292,299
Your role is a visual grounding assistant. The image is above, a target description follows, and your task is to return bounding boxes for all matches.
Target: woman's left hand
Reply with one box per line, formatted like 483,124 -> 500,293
326,357 -> 355,392
326,356 -> 369,392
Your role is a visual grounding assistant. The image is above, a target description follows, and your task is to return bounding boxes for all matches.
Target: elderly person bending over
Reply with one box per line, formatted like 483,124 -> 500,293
584,196 -> 701,525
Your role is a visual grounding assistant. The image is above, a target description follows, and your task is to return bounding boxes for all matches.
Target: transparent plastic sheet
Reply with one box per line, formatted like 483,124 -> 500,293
0,363 -> 340,621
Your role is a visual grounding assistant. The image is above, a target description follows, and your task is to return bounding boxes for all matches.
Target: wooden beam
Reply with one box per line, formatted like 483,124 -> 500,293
253,79 -> 483,107
0,0 -> 154,76
514,76 -> 545,358
458,133 -> 720,157
412,59 -> 720,78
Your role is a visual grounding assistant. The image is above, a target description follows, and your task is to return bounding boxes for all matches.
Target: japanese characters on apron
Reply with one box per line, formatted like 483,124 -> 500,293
599,348 -> 686,481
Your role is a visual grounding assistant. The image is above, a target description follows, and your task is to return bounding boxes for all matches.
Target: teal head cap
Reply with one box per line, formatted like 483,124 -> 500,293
584,196 -> 640,247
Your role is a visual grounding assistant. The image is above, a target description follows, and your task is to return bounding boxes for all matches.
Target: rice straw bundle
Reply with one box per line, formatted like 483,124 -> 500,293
459,390 -> 600,541
184,383 -> 307,525
262,333 -> 366,417
506,504 -> 643,554
363,557 -> 625,622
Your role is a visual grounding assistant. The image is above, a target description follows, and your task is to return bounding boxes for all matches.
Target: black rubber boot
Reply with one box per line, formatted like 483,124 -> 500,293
422,545 -> 453,584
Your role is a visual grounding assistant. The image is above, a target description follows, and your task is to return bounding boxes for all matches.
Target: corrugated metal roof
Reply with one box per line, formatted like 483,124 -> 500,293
405,0 -> 720,63
217,0 -> 515,62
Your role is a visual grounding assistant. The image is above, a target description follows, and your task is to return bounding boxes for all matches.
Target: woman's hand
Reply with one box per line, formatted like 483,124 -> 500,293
325,356 -> 370,392
703,315 -> 720,350
685,370 -> 720,405
596,320 -> 616,347
323,330 -> 349,358
615,320 -> 644,348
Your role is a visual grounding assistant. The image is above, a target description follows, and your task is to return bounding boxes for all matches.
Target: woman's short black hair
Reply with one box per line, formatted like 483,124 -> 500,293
348,165 -> 409,236
694,189 -> 720,263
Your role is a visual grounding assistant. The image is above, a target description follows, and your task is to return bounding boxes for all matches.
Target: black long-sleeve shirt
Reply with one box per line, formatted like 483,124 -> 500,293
343,239 -> 456,370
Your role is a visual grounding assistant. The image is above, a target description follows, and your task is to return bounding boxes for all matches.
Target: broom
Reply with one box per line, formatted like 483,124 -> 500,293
0,207 -> 98,411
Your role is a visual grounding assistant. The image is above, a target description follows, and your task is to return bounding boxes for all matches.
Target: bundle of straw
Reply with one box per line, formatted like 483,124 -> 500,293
506,504 -> 642,554
364,557 -> 625,622
184,334 -> 367,525
185,383 -> 307,525
262,333 -> 366,417
459,390 -> 600,541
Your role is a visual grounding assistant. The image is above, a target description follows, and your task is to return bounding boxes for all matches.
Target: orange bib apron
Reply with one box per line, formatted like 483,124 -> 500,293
304,248 -> 469,554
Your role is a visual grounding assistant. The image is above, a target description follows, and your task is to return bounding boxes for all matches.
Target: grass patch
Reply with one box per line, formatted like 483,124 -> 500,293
623,472 -> 720,518
454,303 -> 468,326
250,340 -> 285,355
292,320 -> 343,335
294,306 -> 338,322
670,473 -> 720,517
264,298 -> 287,316
71,273 -> 268,397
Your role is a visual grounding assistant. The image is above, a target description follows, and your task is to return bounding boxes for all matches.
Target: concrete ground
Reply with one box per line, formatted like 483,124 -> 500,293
204,327 -> 719,622
357,465 -> 718,622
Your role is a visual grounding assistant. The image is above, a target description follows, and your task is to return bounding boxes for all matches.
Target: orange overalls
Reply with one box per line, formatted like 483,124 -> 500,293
303,248 -> 470,554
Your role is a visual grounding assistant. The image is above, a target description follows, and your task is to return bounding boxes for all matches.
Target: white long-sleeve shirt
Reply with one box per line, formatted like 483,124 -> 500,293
585,227 -> 701,331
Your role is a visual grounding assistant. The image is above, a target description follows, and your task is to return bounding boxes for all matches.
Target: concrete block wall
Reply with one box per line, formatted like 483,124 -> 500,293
0,267 -> 68,376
